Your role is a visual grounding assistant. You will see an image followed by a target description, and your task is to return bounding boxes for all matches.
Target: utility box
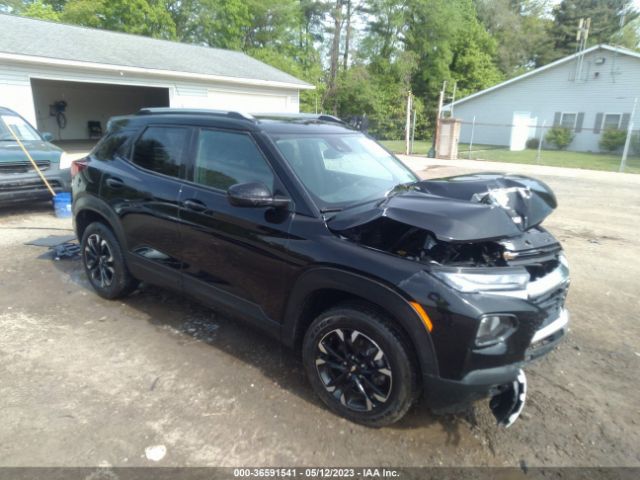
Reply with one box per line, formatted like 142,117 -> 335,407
437,118 -> 461,159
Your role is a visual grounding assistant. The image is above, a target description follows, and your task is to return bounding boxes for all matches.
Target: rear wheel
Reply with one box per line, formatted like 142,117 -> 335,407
81,222 -> 138,299
302,302 -> 417,427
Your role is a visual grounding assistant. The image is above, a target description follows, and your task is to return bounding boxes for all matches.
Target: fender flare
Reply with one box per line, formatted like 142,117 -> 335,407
282,267 -> 439,378
72,194 -> 128,250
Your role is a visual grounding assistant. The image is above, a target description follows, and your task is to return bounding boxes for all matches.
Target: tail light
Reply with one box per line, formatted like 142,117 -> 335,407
71,159 -> 89,177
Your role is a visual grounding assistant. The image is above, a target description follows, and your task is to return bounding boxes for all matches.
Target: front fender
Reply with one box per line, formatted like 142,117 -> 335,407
282,266 -> 439,378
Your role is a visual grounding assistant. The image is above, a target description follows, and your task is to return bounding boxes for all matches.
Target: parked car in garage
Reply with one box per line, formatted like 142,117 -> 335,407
72,108 -> 569,428
0,107 -> 71,205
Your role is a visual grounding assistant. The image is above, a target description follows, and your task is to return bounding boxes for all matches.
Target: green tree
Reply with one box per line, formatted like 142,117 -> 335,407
475,0 -> 553,74
19,0 -> 60,20
61,0 -> 176,39
548,0 -> 639,61
612,15 -> 640,50
405,0 -> 502,116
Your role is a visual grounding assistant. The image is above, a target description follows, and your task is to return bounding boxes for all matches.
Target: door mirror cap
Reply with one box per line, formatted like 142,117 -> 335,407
41,132 -> 54,142
227,182 -> 290,209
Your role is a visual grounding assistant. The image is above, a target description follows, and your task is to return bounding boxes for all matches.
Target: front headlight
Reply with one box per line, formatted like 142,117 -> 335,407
430,267 -> 530,295
59,152 -> 73,170
476,314 -> 517,346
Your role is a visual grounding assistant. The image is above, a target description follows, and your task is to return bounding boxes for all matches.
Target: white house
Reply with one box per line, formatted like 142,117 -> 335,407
0,14 -> 313,141
445,45 -> 640,153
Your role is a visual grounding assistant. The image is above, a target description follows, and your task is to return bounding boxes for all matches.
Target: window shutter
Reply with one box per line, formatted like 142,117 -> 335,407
593,113 -> 603,134
553,112 -> 561,126
575,112 -> 584,132
621,113 -> 631,131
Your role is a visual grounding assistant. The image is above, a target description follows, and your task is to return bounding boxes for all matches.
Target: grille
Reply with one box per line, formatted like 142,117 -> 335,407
0,161 -> 51,174
532,284 -> 568,329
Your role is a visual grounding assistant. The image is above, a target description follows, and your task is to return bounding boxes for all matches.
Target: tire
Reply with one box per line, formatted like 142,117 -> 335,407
302,301 -> 418,427
81,221 -> 138,299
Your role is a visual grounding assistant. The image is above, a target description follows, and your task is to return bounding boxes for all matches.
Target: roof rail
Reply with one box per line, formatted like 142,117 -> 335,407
136,108 -> 255,122
253,113 -> 346,125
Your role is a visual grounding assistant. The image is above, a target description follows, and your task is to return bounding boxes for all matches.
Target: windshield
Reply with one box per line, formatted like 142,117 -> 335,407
270,133 -> 417,210
0,115 -> 41,142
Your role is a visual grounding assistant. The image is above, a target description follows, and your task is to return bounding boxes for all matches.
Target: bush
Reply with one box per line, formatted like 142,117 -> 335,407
545,126 -> 574,150
525,137 -> 540,149
599,128 -> 627,152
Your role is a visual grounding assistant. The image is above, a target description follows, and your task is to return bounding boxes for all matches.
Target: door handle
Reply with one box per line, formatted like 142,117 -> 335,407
183,199 -> 208,212
105,177 -> 124,189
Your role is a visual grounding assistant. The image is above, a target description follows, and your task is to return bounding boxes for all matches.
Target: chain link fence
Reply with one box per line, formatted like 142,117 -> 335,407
454,119 -> 640,173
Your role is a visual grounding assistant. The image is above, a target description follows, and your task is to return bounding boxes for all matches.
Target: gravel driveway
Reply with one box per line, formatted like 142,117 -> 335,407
0,159 -> 638,469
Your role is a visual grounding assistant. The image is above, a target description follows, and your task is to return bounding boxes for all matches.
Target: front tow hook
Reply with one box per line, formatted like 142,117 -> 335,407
489,369 -> 527,427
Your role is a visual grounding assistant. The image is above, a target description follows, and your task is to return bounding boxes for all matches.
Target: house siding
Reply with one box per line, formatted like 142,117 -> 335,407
449,47 -> 640,153
0,58 -> 300,139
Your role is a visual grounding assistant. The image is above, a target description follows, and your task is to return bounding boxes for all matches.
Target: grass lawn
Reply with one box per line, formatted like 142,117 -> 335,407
381,140 -> 640,174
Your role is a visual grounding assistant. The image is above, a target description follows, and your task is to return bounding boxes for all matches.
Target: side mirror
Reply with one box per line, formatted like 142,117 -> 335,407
41,132 -> 54,142
227,182 -> 290,209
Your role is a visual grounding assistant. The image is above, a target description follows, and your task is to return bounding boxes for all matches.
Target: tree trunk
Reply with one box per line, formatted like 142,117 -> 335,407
343,0 -> 352,71
324,0 -> 344,114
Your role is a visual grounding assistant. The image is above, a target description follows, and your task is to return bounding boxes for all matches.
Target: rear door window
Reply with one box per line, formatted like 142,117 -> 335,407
132,126 -> 190,178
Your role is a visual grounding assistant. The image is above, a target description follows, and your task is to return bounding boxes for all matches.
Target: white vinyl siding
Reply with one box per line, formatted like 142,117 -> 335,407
449,46 -> 640,152
0,57 -> 301,140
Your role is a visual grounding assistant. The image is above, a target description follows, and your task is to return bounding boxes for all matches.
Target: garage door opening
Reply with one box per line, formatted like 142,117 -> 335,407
30,79 -> 169,147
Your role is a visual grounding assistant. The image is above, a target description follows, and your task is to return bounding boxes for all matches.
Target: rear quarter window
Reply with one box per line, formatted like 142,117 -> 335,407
92,131 -> 133,161
131,126 -> 190,178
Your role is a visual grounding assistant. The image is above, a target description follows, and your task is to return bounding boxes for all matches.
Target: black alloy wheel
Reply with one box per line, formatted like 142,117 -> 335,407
81,222 -> 138,299
84,233 -> 115,289
315,328 -> 392,412
303,302 -> 417,427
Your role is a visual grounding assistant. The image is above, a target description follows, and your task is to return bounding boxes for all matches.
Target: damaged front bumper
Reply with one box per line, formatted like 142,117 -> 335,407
423,307 -> 568,426
490,369 -> 527,427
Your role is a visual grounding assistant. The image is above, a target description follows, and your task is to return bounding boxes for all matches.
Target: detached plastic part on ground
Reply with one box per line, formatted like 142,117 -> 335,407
24,234 -> 80,260
490,369 -> 527,428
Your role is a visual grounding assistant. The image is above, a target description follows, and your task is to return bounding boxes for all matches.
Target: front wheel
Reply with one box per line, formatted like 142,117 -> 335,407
81,222 -> 138,299
302,302 -> 418,427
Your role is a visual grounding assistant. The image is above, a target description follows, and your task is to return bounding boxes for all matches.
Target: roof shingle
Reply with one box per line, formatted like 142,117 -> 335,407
0,13 -> 312,88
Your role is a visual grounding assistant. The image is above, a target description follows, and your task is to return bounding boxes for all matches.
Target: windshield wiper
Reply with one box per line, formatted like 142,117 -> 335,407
320,207 -> 343,214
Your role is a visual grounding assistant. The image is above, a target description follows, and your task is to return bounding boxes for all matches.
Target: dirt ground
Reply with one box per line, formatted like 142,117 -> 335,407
0,160 -> 639,468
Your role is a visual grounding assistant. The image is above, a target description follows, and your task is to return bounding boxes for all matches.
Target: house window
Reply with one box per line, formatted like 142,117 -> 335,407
560,113 -> 577,129
602,114 -> 622,130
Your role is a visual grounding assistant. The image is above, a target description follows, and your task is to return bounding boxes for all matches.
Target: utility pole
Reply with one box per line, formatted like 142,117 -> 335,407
411,108 -> 417,154
433,82 -> 446,158
468,115 -> 476,159
450,81 -> 457,117
537,120 -> 546,163
405,91 -> 413,155
619,97 -> 637,173
574,18 -> 590,81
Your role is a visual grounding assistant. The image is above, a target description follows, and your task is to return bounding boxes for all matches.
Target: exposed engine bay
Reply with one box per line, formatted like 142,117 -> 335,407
329,173 -> 563,270
337,216 -> 561,271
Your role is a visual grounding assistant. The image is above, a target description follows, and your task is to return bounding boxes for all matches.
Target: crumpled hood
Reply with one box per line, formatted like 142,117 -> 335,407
327,173 -> 557,242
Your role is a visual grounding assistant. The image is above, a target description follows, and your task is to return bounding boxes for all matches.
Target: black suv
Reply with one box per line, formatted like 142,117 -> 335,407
72,109 -> 569,427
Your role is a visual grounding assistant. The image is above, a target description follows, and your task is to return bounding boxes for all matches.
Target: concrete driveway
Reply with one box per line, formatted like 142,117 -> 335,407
0,159 -> 639,468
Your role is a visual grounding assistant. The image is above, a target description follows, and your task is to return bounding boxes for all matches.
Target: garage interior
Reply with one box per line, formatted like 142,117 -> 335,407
30,78 -> 169,148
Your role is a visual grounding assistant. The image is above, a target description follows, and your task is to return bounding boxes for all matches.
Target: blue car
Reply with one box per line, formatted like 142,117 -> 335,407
0,107 -> 71,205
